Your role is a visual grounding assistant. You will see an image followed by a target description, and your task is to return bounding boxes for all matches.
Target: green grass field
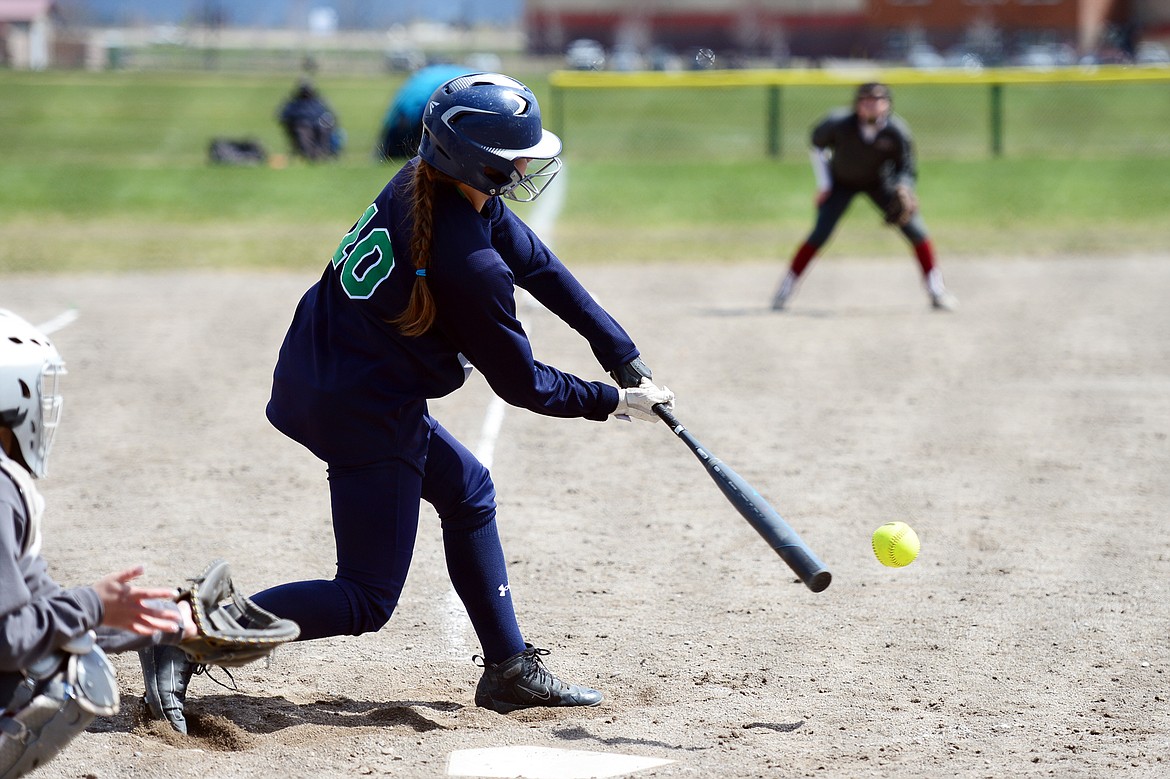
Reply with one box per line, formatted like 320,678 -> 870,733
1,70 -> 1168,272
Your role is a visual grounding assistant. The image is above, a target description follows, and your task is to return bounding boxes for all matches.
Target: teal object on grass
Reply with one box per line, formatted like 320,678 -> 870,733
378,64 -> 473,160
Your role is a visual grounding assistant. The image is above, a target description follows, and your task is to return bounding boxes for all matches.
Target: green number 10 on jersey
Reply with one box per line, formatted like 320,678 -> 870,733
331,203 -> 396,299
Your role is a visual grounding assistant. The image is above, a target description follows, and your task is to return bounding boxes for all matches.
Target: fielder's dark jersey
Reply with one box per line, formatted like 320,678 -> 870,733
812,109 -> 916,191
267,159 -> 636,469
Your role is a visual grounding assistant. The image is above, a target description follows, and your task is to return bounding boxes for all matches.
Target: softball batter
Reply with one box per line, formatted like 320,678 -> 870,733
771,82 -> 958,311
140,72 -> 674,730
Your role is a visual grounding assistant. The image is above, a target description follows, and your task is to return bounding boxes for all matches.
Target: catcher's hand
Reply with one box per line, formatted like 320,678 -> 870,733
885,183 -> 919,226
176,559 -> 300,667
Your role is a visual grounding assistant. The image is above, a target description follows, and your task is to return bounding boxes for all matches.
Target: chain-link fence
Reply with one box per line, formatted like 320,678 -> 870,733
547,67 -> 1170,162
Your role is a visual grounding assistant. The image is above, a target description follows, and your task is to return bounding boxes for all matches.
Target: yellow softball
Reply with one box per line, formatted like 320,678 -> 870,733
872,522 -> 920,568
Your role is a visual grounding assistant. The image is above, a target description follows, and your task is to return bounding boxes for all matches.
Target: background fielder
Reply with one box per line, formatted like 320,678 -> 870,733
771,82 -> 958,312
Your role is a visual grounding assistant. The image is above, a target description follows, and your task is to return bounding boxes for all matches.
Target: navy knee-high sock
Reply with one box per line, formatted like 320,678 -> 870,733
443,516 -> 526,663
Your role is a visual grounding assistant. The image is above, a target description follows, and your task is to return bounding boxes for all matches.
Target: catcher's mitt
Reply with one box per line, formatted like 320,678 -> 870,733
177,559 -> 300,667
884,183 -> 919,226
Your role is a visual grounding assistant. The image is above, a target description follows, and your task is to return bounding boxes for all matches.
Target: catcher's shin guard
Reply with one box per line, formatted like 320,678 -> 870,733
1,640 -> 117,779
139,645 -> 196,735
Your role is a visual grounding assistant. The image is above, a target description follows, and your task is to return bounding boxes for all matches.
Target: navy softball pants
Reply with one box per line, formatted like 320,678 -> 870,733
250,416 -> 527,663
808,184 -> 929,246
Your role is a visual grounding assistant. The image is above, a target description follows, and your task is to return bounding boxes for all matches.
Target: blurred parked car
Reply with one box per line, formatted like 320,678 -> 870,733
1084,47 -> 1132,65
465,52 -> 503,72
1013,43 -> 1077,69
1135,42 -> 1170,66
943,46 -> 985,70
385,47 -> 425,72
566,39 -> 605,70
609,45 -> 645,72
647,45 -> 683,71
907,43 -> 945,69
1014,46 -> 1056,68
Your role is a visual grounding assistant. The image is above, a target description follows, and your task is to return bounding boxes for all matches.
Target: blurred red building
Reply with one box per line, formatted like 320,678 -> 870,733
524,0 -> 1168,63
0,0 -> 55,69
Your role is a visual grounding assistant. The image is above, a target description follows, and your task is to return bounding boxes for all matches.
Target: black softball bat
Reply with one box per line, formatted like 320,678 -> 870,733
654,404 -> 832,593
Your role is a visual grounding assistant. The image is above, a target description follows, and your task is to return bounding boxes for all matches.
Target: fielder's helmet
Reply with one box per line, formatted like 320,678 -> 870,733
418,72 -> 562,202
856,82 -> 893,103
0,309 -> 66,478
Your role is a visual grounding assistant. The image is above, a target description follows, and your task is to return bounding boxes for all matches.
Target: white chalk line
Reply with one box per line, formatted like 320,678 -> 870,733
37,308 -> 79,334
448,746 -> 674,778
439,170 -> 671,778
441,167 -> 565,660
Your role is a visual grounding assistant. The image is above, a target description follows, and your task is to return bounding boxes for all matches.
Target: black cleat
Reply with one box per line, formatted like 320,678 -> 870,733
139,644 -> 198,734
474,644 -> 603,714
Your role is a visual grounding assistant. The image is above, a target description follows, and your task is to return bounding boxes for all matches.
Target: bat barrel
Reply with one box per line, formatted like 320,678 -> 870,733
654,403 -> 832,593
707,458 -> 832,592
773,544 -> 832,592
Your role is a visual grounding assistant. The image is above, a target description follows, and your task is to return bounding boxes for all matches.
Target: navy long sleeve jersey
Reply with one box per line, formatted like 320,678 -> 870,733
812,109 -> 916,190
267,159 -> 637,468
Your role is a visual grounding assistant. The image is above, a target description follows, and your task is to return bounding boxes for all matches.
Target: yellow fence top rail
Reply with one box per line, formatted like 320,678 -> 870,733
549,65 -> 1170,89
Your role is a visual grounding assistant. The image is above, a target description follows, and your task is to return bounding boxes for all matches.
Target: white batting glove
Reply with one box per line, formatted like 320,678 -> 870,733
613,379 -> 674,423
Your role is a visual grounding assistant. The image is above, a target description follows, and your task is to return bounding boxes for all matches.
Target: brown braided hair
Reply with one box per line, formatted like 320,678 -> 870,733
391,161 -> 448,337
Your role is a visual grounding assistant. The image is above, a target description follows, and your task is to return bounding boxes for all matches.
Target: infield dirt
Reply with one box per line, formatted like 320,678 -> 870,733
5,255 -> 1168,778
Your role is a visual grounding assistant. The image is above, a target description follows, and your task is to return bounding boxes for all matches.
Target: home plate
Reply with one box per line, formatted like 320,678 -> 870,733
447,746 -> 674,778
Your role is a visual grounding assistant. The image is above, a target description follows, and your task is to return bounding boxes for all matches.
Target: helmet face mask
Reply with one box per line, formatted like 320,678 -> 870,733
0,309 -> 66,478
419,72 -> 562,202
492,156 -> 562,202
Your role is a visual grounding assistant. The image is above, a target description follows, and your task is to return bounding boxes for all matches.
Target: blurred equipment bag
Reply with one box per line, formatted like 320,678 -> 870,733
208,137 -> 268,166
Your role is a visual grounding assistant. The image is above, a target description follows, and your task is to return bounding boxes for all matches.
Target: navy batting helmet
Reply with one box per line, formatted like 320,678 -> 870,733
418,72 -> 562,201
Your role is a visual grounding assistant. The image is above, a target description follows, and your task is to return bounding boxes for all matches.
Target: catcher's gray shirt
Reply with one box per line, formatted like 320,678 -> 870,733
0,455 -> 102,673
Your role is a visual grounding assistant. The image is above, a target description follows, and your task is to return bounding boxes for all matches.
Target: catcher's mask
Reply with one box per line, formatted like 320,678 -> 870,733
0,309 -> 66,479
418,72 -> 562,202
